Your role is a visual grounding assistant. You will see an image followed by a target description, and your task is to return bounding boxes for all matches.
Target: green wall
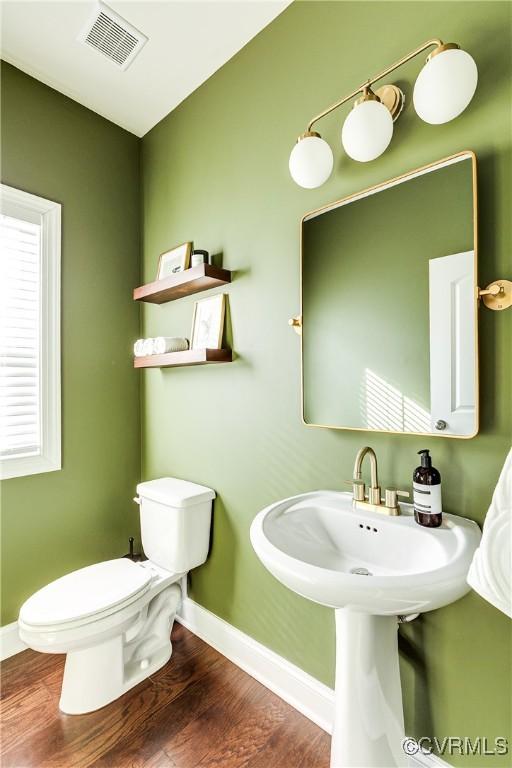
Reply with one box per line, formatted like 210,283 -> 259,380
140,2 -> 511,765
0,63 -> 141,624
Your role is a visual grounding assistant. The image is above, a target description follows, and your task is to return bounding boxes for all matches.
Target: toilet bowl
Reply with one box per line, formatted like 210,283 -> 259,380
18,477 -> 215,715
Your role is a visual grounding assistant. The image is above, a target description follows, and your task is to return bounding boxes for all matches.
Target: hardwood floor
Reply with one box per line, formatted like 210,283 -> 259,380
0,623 -> 330,768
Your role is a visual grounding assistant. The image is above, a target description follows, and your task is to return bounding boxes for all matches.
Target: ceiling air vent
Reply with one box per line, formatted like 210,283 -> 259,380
78,2 -> 148,70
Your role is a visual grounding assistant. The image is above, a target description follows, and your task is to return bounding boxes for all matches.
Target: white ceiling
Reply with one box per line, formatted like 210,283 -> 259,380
0,0 -> 291,136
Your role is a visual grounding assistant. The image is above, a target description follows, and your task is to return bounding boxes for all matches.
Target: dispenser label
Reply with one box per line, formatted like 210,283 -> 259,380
413,483 -> 442,515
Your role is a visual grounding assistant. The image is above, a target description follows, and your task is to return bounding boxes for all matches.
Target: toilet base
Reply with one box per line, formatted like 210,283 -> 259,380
59,583 -> 181,714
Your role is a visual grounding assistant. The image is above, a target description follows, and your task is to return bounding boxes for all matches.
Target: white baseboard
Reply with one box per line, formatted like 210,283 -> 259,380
177,597 -> 334,733
0,621 -> 27,661
409,752 -> 451,768
177,598 -> 450,768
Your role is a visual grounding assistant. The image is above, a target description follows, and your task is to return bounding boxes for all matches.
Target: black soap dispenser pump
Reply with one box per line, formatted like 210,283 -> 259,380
413,449 -> 442,528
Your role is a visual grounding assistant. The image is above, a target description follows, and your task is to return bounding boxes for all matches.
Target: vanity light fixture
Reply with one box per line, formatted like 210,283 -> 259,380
341,86 -> 394,162
289,38 -> 478,188
289,131 -> 334,189
413,44 -> 478,124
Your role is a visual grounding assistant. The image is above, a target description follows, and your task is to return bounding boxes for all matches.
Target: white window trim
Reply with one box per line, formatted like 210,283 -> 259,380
0,184 -> 61,480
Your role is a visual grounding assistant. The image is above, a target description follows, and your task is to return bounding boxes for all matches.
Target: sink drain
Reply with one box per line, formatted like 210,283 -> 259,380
350,567 -> 372,576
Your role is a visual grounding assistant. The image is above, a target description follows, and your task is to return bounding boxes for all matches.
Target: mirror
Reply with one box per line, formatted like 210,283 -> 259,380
301,151 -> 478,438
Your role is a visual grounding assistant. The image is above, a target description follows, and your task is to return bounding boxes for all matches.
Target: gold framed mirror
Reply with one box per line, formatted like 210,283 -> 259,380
300,151 -> 478,438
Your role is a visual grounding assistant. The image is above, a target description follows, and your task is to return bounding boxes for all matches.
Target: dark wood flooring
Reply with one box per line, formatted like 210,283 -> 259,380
0,623 -> 330,768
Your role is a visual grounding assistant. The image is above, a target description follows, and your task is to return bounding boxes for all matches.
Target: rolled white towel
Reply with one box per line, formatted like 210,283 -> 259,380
153,336 -> 189,354
133,339 -> 145,357
467,448 -> 512,618
142,338 -> 155,356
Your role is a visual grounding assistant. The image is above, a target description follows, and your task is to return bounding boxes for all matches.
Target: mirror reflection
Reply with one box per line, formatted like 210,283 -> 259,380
302,152 -> 477,437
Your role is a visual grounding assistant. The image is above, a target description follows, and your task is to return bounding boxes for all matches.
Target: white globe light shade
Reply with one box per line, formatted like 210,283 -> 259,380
289,135 -> 334,188
413,48 -> 478,124
341,100 -> 393,162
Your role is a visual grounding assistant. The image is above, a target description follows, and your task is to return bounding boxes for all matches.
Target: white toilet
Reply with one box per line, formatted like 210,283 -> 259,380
18,477 -> 215,715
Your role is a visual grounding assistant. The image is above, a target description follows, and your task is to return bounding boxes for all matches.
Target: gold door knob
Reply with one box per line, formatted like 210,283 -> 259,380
288,316 -> 302,335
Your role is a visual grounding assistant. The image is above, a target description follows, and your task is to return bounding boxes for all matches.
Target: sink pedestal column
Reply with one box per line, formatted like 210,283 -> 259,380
331,609 -> 407,768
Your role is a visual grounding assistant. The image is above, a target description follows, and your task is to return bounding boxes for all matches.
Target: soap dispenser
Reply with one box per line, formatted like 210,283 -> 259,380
413,449 -> 442,528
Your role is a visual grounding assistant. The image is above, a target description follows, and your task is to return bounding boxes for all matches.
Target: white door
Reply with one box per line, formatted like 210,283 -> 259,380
429,250 -> 477,436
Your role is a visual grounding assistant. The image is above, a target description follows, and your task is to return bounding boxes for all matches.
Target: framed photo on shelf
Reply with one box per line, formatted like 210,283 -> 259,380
156,242 -> 192,280
190,294 -> 225,350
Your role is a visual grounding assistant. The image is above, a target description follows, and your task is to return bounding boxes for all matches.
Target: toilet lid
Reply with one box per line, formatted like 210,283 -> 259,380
19,559 -> 152,628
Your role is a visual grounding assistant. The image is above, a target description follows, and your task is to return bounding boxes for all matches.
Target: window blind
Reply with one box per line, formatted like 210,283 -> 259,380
0,213 -> 41,459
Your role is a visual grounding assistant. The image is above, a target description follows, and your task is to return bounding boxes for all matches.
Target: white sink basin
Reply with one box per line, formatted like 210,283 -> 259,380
250,490 -> 480,616
250,490 -> 481,768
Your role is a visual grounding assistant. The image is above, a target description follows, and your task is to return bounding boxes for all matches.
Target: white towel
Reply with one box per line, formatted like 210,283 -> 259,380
153,337 -> 189,354
133,339 -> 145,357
142,338 -> 155,356
467,448 -> 512,618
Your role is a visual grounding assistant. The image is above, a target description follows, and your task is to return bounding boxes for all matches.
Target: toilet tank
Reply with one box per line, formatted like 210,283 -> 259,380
136,478 -> 215,573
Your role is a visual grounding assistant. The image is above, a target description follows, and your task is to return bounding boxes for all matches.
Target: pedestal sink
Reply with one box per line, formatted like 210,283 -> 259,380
250,491 -> 480,768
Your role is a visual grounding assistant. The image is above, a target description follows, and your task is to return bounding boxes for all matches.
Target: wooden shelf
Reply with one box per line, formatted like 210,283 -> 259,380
134,348 -> 232,369
134,264 -> 231,304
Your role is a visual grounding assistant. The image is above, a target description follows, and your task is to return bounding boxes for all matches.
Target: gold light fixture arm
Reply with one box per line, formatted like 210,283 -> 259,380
307,87 -> 363,133
306,38 -> 444,132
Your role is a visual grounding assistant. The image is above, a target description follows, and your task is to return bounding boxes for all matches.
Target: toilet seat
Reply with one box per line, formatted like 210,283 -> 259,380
19,559 -> 153,632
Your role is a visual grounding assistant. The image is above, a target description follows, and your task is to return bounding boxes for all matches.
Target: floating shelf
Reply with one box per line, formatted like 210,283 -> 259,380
134,264 -> 231,304
134,348 -> 232,369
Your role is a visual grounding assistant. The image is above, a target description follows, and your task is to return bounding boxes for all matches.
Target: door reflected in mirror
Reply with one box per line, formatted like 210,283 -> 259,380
301,152 -> 478,438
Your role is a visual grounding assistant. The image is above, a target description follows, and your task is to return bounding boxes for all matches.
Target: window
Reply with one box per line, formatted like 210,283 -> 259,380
0,185 -> 61,479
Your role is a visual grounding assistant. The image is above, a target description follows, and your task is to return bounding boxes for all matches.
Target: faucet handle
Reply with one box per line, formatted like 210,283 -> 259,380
384,487 -> 409,508
344,479 -> 365,501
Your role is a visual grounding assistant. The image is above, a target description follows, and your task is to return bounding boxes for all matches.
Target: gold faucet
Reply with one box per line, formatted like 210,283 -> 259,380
354,446 -> 381,504
349,446 -> 409,516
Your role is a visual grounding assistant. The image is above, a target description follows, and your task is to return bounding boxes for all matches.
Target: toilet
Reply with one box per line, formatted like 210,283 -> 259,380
18,477 -> 215,715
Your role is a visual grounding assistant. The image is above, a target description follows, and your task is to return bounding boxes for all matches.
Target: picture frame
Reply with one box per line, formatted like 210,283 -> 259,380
190,294 -> 226,350
156,242 -> 192,280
